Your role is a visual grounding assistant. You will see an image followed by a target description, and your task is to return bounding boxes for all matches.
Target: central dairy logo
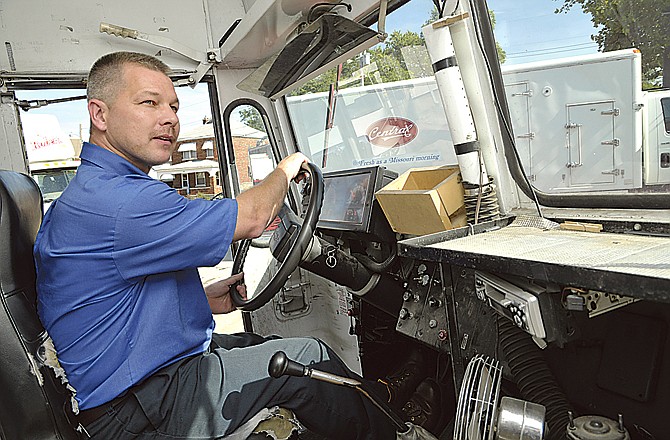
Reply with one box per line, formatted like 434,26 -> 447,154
365,117 -> 419,148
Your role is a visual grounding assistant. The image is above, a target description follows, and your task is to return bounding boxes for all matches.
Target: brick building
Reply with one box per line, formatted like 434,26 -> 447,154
153,119 -> 266,197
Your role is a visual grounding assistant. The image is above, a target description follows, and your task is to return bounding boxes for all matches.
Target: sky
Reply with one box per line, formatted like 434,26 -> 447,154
16,0 -> 599,140
384,0 -> 599,65
489,0 -> 599,64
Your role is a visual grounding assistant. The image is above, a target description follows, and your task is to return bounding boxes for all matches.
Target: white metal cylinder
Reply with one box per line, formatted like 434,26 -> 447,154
456,150 -> 485,185
423,20 -> 489,186
422,22 -> 477,146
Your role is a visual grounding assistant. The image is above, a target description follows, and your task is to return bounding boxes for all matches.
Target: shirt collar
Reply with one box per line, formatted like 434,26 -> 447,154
80,142 -> 147,176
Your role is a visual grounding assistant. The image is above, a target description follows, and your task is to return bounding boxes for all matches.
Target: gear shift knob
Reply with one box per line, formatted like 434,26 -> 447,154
268,351 -> 360,386
269,351 -> 306,378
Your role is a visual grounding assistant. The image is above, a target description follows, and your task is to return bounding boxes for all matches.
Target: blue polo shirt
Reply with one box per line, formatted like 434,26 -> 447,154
35,142 -> 237,410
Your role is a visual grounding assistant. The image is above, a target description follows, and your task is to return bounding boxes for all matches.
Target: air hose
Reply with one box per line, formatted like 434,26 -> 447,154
498,318 -> 573,440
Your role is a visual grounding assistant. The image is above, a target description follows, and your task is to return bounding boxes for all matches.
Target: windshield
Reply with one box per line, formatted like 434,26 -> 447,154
284,8 -> 450,176
283,0 -> 670,211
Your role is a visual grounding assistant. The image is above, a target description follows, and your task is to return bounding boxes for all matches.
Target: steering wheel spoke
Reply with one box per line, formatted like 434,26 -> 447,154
269,203 -> 303,263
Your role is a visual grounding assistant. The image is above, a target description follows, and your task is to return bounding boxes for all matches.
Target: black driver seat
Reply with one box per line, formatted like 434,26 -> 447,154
0,169 -> 80,439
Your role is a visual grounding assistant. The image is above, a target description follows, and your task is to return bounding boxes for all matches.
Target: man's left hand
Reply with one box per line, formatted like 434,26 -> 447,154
205,272 -> 247,314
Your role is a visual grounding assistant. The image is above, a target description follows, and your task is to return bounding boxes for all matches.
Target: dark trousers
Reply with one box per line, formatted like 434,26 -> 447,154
83,333 -> 397,439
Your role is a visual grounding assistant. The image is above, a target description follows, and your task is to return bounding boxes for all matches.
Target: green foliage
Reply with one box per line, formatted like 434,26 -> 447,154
497,45 -> 507,64
238,107 -> 265,132
368,30 -> 425,82
187,192 -> 215,200
557,0 -> 670,86
367,51 -> 410,82
291,29 -> 429,95
293,70 -> 337,95
292,58 -> 361,95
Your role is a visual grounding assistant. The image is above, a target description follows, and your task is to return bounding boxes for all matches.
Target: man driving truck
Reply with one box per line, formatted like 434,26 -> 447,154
34,51 -> 437,439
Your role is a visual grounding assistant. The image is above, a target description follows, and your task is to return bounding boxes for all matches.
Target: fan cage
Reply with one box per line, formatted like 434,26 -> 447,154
453,355 -> 503,440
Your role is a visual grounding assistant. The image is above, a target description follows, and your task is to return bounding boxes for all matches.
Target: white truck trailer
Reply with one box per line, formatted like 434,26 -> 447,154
22,113 -> 80,207
502,48 -> 670,193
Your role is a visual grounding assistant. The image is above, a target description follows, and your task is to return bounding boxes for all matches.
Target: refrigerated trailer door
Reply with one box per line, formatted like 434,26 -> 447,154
566,100 -> 619,188
504,81 -> 534,181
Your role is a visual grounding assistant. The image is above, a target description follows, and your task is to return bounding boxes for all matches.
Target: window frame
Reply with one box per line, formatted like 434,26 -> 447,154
203,140 -> 215,158
195,171 -> 207,187
661,97 -> 670,134
182,150 -> 197,160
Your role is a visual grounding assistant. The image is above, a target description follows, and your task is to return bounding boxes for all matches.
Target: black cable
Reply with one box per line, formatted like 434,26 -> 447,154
467,0 -> 544,218
448,0 -> 460,16
432,0 -> 441,16
471,0 -> 669,209
498,319 -> 573,440
307,2 -> 352,23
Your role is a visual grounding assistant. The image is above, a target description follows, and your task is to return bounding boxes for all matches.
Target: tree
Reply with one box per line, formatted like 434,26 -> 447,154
290,30 -> 426,95
557,0 -> 670,87
489,9 -> 507,64
291,58 -> 362,95
238,107 -> 264,132
367,30 -> 425,83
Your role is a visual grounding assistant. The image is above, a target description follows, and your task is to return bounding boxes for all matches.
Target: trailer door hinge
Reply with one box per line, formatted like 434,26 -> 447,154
516,132 -> 535,140
601,108 -> 620,116
601,138 -> 620,147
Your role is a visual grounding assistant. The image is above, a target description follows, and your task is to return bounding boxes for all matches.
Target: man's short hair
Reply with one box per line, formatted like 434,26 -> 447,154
87,51 -> 172,104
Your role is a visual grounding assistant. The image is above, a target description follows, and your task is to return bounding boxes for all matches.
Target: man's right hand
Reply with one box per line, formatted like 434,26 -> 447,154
276,152 -> 310,185
233,152 -> 311,242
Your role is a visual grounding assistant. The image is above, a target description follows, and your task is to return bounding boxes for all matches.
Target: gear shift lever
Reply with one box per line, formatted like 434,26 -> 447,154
268,351 -> 409,433
269,350 -> 363,387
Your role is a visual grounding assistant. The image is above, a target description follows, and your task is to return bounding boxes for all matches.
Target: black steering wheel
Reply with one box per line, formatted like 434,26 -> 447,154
230,162 -> 324,311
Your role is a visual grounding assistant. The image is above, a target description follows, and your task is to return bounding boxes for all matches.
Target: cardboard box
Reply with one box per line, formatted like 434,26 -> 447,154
375,165 -> 466,236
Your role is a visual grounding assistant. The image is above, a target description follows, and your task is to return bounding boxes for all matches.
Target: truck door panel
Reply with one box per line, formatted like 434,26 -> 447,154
250,268 -> 364,375
219,99 -> 363,374
646,95 -> 670,185
0,93 -> 29,173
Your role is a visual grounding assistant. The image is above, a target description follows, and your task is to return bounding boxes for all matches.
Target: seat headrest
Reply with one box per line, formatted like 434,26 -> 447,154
0,170 -> 43,295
